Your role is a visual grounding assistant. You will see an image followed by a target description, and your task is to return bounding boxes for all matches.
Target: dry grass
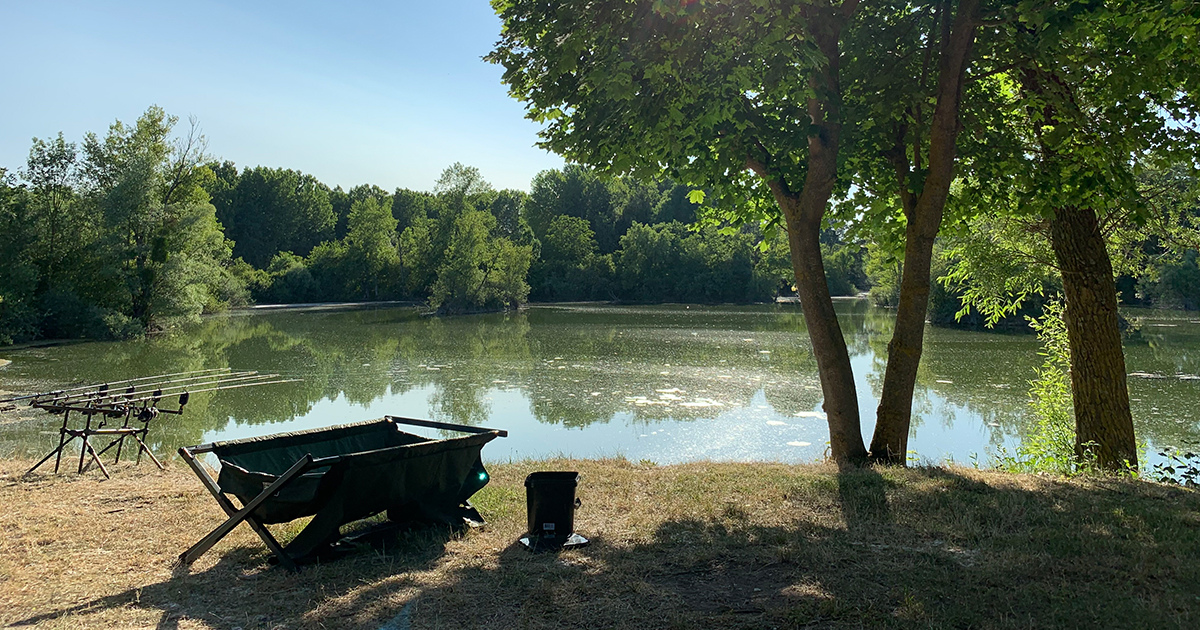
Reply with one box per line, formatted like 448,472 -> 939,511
1,457 -> 1198,629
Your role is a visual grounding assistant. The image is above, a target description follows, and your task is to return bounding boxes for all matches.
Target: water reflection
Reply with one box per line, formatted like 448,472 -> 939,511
1,302 -> 1197,466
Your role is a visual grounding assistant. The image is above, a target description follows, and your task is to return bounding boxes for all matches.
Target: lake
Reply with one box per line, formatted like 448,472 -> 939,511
1,301 -> 1198,468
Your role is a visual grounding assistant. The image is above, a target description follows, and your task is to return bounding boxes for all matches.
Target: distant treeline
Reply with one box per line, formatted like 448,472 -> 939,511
205,160 -> 798,309
3,107 -> 1199,345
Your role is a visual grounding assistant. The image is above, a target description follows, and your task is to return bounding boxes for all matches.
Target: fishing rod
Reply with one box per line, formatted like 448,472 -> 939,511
45,371 -> 259,405
145,378 -> 303,405
34,378 -> 304,416
32,373 -> 286,410
103,373 -> 291,407
37,369 -> 245,404
0,368 -> 233,405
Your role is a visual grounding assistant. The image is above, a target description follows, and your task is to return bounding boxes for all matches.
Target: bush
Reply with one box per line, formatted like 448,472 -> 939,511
37,288 -> 143,340
994,301 -> 1079,474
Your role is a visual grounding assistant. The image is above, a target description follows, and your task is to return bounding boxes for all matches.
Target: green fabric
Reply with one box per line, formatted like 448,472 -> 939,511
212,418 -> 426,474
210,417 -> 500,560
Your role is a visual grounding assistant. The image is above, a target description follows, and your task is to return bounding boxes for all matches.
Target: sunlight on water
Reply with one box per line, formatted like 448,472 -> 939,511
1,302 -> 1197,468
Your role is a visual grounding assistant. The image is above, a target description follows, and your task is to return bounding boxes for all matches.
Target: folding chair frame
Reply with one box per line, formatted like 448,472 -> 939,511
178,416 -> 507,571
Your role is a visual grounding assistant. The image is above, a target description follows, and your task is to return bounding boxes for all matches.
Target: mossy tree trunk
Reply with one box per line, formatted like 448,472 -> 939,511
1048,205 -> 1137,469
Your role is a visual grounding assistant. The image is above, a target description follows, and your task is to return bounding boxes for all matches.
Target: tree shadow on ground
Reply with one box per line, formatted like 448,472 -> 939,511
360,467 -> 1199,630
11,467 -> 1200,630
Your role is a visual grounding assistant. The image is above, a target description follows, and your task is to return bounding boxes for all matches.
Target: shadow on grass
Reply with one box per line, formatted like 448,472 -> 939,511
385,467 -> 1200,630
7,523 -> 463,629
11,467 -> 1200,630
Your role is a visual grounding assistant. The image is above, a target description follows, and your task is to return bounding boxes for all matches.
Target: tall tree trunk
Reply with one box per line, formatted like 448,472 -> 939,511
869,0 -> 980,464
782,193 -> 867,466
1015,60 -> 1139,471
1048,205 -> 1138,469
748,4 -> 867,466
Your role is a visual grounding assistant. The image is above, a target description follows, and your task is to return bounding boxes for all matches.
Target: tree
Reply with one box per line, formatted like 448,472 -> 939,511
81,107 -> 240,329
23,133 -> 87,289
0,169 -> 39,343
834,0 -> 983,463
335,184 -> 391,240
960,1 -> 1197,469
212,166 -> 336,267
435,162 -> 494,220
927,0 -> 1200,469
430,209 -> 532,313
392,188 -> 439,235
489,189 -> 534,243
526,165 -> 620,253
532,215 -> 599,300
491,0 -> 910,463
344,197 -> 400,299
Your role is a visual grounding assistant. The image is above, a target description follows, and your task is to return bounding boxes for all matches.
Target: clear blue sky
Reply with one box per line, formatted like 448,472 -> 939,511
0,0 -> 563,192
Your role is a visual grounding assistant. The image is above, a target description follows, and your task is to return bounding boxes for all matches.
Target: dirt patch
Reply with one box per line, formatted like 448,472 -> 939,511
0,458 -> 1198,629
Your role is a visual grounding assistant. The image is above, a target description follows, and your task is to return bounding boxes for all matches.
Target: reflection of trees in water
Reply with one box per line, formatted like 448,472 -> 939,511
899,329 -> 1039,449
1123,324 -> 1200,447
0,315 -> 288,455
5,303 -> 1199,459
521,306 -> 824,427
416,313 -> 534,426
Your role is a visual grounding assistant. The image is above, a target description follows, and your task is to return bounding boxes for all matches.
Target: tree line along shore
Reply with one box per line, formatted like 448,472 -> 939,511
2,108 -> 1198,349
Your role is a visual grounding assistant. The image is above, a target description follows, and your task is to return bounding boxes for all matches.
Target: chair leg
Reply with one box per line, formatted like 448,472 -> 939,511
179,451 -> 296,571
179,450 -> 310,571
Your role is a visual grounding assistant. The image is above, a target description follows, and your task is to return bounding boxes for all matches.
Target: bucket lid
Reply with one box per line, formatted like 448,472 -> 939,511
525,471 -> 580,487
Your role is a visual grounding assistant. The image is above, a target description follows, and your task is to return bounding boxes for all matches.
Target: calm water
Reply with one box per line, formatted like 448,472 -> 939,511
1,301 -> 1198,468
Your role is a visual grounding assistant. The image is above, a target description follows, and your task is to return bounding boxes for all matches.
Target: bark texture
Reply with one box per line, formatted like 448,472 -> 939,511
748,4 -> 867,466
1048,206 -> 1138,469
869,0 -> 980,464
1015,60 -> 1139,471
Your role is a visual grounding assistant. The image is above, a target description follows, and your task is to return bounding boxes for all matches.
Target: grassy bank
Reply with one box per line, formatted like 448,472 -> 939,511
1,458 -> 1198,629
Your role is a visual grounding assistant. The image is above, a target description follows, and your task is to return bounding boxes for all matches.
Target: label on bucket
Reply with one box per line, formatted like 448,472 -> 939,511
543,523 -> 556,531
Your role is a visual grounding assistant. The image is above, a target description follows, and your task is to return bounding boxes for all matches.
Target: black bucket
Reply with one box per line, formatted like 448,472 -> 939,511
521,471 -> 588,551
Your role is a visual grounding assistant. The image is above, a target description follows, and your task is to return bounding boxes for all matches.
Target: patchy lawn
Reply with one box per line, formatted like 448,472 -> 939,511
1,457 -> 1198,629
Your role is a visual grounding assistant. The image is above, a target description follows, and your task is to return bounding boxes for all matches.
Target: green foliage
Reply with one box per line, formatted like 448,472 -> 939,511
343,197 -> 400,300
430,210 -> 531,313
1141,250 -> 1200,310
392,188 -> 438,235
399,216 -> 437,296
995,301 -> 1079,474
0,171 -> 39,344
488,189 -> 532,243
615,222 -> 776,304
864,243 -> 902,307
81,107 -> 241,329
531,215 -> 605,301
257,253 -> 316,304
527,165 -> 620,253
938,215 -> 1059,327
0,107 -> 248,343
820,237 -> 867,297
207,165 -> 336,268
1131,164 -> 1200,309
305,240 -> 353,301
1149,442 -> 1200,487
488,0 -> 823,224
